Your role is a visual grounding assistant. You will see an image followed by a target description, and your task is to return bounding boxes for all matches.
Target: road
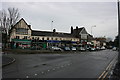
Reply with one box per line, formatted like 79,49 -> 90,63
2,49 -> 118,79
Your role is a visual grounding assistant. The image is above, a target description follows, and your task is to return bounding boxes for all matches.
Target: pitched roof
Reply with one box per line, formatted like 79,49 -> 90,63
32,30 -> 75,38
10,18 -> 31,30
72,27 -> 84,37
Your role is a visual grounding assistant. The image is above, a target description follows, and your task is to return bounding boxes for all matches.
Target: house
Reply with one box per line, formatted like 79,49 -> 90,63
9,18 -> 93,49
9,18 -> 79,49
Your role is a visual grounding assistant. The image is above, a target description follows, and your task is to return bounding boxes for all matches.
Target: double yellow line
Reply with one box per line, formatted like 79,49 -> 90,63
97,55 -> 117,80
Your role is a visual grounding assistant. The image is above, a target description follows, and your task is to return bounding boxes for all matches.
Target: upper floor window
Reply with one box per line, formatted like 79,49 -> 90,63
16,36 -> 19,39
51,38 -> 53,40
32,37 -> 34,40
24,36 -> 27,39
16,28 -> 28,35
47,37 -> 49,40
42,37 -> 44,40
55,38 -> 58,40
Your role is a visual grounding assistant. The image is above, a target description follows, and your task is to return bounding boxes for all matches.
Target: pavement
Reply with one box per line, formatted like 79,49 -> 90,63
2,54 -> 16,67
109,62 -> 120,80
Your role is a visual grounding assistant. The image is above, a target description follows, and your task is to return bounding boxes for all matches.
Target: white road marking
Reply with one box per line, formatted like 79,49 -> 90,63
61,66 -> 64,67
53,68 -> 55,70
48,70 -> 50,72
35,74 -> 37,76
41,72 -> 44,74
26,76 -> 29,78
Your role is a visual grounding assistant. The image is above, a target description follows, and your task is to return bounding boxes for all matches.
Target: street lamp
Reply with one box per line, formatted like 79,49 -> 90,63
91,25 -> 96,36
51,21 -> 53,47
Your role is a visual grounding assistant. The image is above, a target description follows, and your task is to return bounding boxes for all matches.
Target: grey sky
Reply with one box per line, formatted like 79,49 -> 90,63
2,1 -> 118,40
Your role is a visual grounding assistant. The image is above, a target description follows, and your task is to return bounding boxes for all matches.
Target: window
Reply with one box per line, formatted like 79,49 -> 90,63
32,37 -> 34,39
51,38 -> 53,40
55,38 -> 58,40
60,38 -> 62,40
16,36 -> 19,39
42,37 -> 44,40
47,37 -> 49,40
16,28 -> 28,35
24,36 -> 27,39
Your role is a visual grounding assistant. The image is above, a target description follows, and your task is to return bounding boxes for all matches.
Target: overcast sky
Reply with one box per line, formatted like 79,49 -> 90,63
1,1 -> 118,40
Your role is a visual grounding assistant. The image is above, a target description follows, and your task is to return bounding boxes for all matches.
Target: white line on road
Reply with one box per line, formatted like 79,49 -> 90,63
41,72 -> 44,74
35,74 -> 37,76
48,70 -> 50,72
61,66 -> 64,67
53,68 -> 55,70
26,76 -> 29,78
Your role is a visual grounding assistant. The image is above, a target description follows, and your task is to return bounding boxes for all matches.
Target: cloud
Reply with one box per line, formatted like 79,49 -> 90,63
2,2 -> 118,40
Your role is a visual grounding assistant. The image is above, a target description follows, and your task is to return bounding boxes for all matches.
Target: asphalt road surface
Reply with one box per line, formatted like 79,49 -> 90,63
2,49 -> 118,78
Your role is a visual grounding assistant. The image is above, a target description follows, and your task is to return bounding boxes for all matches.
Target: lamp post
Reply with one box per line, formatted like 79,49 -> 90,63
51,21 -> 53,47
91,25 -> 96,36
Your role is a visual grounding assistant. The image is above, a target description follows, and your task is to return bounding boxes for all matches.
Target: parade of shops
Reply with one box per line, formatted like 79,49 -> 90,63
9,18 -> 101,50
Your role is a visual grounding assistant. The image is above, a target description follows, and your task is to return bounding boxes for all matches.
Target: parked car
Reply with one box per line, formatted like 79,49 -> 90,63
62,47 -> 71,51
96,47 -> 100,51
100,46 -> 106,50
112,47 -> 117,51
90,48 -> 96,51
71,47 -> 77,51
49,46 -> 63,51
79,47 -> 86,51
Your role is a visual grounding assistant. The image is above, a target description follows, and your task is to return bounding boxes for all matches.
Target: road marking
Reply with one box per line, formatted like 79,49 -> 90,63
97,54 -> 118,80
102,72 -> 108,80
61,66 -> 64,67
41,72 -> 44,74
98,71 -> 106,79
53,68 -> 55,70
57,67 -> 60,69
48,70 -> 50,72
35,74 -> 37,76
26,76 -> 29,78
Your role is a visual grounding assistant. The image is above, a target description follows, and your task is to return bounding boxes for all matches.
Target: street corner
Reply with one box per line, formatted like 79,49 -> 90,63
2,55 -> 16,67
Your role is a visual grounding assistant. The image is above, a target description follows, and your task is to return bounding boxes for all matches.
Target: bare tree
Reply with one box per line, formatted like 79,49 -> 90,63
0,7 -> 20,49
0,7 -> 20,35
8,7 -> 20,30
0,10 -> 8,34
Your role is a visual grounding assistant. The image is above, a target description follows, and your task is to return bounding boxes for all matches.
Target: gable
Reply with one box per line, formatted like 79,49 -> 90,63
79,28 -> 88,34
15,19 -> 30,30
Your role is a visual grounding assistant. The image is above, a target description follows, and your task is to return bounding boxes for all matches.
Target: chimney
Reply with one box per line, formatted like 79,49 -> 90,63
76,26 -> 78,30
53,29 -> 56,33
28,25 -> 31,29
71,26 -> 73,34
